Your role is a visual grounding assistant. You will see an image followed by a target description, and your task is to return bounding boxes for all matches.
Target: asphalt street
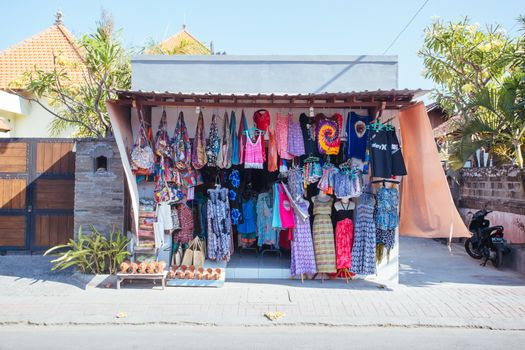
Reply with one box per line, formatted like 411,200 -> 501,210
1,325 -> 524,350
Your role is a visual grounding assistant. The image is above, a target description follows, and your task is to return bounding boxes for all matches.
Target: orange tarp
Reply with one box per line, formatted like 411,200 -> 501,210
399,102 -> 469,238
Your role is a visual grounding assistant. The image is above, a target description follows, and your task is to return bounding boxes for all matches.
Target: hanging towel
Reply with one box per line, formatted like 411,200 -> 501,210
230,111 -> 240,165
192,111 -> 207,169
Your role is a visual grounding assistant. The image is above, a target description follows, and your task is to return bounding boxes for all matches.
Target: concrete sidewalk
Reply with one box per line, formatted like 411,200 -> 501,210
1,238 -> 524,329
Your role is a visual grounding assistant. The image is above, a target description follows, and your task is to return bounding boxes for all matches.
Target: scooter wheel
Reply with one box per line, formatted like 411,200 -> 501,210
465,238 -> 483,259
492,247 -> 504,268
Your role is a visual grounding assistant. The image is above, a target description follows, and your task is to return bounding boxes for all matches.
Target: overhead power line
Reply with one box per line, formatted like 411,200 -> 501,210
382,0 -> 431,55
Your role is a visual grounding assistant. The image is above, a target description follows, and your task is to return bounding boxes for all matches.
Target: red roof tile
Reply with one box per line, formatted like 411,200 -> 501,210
0,24 -> 85,89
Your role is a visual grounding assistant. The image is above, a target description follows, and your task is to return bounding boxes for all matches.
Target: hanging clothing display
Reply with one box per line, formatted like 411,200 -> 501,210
334,202 -> 354,270
230,111 -> 240,165
228,170 -> 242,225
369,129 -> 407,178
191,111 -> 208,169
267,128 -> 278,172
271,183 -> 282,230
300,112 -> 318,156
317,163 -> 337,194
207,187 -> 232,261
375,187 -> 399,262
350,191 -> 377,275
237,198 -> 257,247
244,133 -> 264,169
253,109 -> 269,162
276,113 -> 294,160
287,116 -> 305,157
316,113 -> 342,155
217,112 -> 231,169
277,183 -> 295,237
238,110 -> 248,165
333,171 -> 361,198
290,199 -> 317,276
256,192 -> 277,247
346,112 -> 372,161
173,111 -> 191,170
175,203 -> 194,244
311,195 -> 336,273
206,113 -> 220,167
287,168 -> 304,200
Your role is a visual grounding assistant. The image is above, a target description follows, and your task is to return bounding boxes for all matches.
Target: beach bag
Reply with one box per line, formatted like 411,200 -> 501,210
172,243 -> 184,267
173,111 -> 191,170
155,109 -> 170,157
131,111 -> 154,174
191,111 -> 208,169
181,237 -> 206,267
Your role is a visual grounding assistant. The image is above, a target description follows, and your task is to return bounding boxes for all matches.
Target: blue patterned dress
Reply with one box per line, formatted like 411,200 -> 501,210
350,192 -> 376,275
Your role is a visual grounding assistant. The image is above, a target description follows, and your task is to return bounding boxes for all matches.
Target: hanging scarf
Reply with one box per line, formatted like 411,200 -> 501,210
173,111 -> 191,170
230,111 -> 240,165
238,110 -> 248,164
217,111 -> 231,169
206,113 -> 220,167
192,111 -> 207,169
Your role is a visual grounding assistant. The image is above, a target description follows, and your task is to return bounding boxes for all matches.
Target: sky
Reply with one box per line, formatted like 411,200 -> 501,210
0,0 -> 523,90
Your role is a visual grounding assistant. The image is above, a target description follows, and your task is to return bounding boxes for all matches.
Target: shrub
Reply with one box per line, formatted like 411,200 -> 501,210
44,225 -> 131,274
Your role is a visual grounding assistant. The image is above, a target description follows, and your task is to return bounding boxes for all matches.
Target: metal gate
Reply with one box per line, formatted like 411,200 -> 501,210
0,139 -> 75,251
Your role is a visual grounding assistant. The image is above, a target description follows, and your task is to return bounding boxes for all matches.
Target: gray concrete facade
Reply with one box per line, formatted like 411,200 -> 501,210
131,55 -> 398,94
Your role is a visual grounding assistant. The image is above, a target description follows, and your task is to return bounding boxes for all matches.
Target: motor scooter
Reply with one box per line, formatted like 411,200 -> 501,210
464,209 -> 510,268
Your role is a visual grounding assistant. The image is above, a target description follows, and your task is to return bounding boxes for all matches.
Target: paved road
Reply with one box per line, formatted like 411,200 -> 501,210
0,238 -> 524,329
1,325 -> 524,350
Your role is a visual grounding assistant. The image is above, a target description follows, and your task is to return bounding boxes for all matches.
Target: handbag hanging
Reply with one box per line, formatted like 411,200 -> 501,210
131,109 -> 155,174
173,111 -> 191,170
191,111 -> 208,169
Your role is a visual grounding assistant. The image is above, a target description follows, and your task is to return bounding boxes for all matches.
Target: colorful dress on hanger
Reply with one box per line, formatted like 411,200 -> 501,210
290,199 -> 317,276
375,187 -> 399,262
244,133 -> 264,169
267,128 -> 278,172
256,192 -> 277,247
287,168 -> 304,200
191,111 -> 207,169
278,183 -> 295,239
228,169 -> 242,225
271,183 -> 282,230
317,164 -> 337,194
230,111 -> 239,165
311,196 -> 336,273
175,203 -> 194,244
350,191 -> 376,275
173,111 -> 191,170
253,109 -> 269,162
315,113 -> 342,155
217,112 -> 231,169
207,187 -> 232,261
237,198 -> 257,247
287,117 -> 305,157
334,202 -> 355,270
206,113 -> 220,167
333,171 -> 362,198
238,110 -> 248,165
276,113 -> 294,160
300,112 -> 318,156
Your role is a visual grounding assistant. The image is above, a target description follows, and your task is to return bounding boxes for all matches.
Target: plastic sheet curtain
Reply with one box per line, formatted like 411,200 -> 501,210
399,102 -> 469,238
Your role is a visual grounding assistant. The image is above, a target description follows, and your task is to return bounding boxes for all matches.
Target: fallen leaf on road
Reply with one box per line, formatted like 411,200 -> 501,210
264,311 -> 284,321
105,283 -> 112,288
116,312 -> 128,318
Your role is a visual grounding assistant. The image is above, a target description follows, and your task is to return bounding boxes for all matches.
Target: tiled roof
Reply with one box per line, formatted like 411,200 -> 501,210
0,24 -> 85,89
145,26 -> 211,55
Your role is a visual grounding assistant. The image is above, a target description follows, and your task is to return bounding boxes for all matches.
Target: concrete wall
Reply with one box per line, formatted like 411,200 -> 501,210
457,166 -> 525,243
74,139 -> 125,238
131,55 -> 398,94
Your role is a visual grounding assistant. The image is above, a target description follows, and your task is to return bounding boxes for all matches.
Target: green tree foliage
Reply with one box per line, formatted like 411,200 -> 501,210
419,17 -> 524,168
16,12 -> 131,138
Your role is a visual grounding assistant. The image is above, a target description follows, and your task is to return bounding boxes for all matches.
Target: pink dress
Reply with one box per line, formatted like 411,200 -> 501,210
276,113 -> 294,160
278,183 -> 295,240
244,133 -> 264,169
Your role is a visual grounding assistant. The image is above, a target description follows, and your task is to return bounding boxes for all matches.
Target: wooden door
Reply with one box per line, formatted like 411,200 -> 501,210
0,141 -> 29,248
0,139 -> 75,251
32,140 -> 75,250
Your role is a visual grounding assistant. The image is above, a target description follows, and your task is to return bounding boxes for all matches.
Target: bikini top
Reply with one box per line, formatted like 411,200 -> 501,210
335,202 -> 354,222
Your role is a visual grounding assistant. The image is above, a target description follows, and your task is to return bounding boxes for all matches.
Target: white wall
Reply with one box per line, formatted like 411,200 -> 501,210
0,91 -> 73,138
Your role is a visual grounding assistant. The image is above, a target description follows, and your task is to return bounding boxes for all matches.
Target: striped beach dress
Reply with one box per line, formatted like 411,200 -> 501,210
311,195 -> 337,273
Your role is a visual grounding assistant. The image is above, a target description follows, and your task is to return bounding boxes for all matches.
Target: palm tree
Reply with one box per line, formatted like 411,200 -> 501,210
449,73 -> 525,168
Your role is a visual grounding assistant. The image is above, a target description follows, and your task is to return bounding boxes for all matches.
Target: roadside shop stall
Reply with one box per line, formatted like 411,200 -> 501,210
106,55 -> 467,288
